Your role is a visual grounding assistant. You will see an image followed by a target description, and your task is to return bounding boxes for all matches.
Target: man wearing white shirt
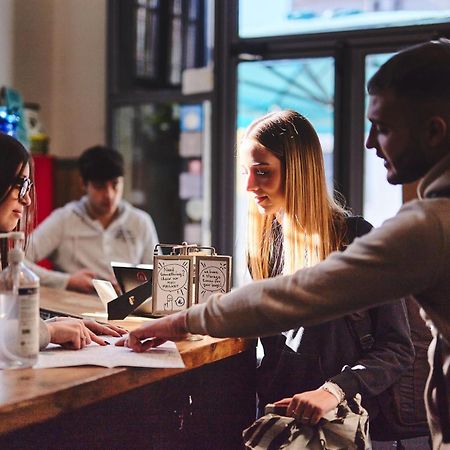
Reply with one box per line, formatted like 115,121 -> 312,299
28,146 -> 159,293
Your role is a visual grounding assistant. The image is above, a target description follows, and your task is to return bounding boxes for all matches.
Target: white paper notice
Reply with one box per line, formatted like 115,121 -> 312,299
35,337 -> 185,369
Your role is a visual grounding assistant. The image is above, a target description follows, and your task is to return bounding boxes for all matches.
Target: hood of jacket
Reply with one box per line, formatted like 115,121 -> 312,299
418,152 -> 450,199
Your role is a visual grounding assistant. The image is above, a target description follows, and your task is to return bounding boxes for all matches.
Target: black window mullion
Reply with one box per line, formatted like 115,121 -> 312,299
334,44 -> 366,214
211,0 -> 239,256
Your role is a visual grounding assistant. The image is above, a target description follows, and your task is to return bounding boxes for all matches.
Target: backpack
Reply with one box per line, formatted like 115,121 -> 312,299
348,298 -> 432,441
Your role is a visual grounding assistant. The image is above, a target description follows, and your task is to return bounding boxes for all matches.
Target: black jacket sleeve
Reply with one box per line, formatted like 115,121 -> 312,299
330,300 -> 415,399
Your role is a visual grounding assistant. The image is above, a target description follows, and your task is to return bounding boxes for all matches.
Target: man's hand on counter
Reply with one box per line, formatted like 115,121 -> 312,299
115,311 -> 189,352
67,269 -> 97,293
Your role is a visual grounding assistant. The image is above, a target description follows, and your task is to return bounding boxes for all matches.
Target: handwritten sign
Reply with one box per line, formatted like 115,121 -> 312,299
195,256 -> 231,304
153,256 -> 193,315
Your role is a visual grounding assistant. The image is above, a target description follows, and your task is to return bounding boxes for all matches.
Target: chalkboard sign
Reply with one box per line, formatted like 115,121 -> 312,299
152,256 -> 193,315
195,256 -> 231,304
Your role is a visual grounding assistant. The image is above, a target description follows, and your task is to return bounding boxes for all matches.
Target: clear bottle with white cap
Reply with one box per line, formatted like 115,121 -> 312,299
0,231 -> 40,368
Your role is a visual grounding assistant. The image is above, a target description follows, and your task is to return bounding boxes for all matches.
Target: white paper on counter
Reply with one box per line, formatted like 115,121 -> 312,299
35,337 -> 185,369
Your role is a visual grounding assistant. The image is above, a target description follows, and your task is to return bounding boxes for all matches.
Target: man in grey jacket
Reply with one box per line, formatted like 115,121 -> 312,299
118,40 -> 450,448
27,146 -> 159,293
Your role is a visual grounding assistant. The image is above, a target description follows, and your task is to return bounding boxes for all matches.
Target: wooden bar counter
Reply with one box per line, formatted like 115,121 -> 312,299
0,287 -> 256,450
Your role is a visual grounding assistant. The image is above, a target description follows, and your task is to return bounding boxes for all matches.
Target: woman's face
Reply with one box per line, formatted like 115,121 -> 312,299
0,163 -> 32,232
240,139 -> 285,215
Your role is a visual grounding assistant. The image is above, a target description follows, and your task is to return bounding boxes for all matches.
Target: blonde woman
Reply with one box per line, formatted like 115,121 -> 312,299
241,111 -> 414,437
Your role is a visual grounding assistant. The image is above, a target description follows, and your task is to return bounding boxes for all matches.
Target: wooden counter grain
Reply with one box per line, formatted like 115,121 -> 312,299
0,287 -> 256,449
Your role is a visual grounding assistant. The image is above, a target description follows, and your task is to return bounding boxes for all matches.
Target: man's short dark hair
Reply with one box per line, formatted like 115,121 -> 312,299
367,38 -> 450,102
78,145 -> 124,183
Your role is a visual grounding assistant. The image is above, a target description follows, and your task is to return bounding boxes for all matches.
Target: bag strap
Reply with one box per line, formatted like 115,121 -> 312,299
344,218 -> 376,351
347,310 -> 375,352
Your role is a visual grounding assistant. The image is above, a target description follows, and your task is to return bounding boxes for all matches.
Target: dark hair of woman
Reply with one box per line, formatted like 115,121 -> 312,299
0,133 -> 35,268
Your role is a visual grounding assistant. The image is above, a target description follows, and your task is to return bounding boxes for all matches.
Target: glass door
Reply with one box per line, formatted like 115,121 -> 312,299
113,100 -> 211,247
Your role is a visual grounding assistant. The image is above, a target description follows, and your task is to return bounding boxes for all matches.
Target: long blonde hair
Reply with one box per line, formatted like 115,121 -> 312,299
244,110 -> 347,279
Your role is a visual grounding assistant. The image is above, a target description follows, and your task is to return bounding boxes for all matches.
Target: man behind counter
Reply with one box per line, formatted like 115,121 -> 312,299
27,146 -> 159,293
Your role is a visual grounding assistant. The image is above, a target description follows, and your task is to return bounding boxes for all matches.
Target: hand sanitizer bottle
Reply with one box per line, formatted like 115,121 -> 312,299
0,232 -> 40,368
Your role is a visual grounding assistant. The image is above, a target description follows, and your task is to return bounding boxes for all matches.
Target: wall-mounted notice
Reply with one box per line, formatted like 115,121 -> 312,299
195,256 -> 231,304
153,256 -> 193,315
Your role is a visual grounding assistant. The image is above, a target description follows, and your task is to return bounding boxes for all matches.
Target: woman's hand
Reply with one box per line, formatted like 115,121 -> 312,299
275,388 -> 340,426
81,319 -> 127,337
46,318 -> 127,349
46,317 -> 105,349
116,312 -> 189,352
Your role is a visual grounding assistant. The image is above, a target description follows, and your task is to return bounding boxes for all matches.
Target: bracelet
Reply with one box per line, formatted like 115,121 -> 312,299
320,381 -> 345,404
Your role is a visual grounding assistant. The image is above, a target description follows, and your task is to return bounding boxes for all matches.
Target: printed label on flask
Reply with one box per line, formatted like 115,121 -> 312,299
18,287 -> 39,356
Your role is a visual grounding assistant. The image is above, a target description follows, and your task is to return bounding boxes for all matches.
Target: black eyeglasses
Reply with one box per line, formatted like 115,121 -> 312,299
15,176 -> 33,199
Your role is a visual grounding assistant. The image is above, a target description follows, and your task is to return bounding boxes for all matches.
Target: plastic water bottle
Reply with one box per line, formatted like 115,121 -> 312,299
0,232 -> 40,368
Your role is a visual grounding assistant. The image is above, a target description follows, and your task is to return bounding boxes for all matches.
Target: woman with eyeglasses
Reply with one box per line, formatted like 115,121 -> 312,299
0,133 -> 125,350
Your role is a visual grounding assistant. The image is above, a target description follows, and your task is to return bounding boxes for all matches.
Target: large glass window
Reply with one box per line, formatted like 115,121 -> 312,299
113,103 -> 182,244
363,53 -> 402,228
234,57 -> 335,285
239,0 -> 450,38
113,101 -> 211,247
109,0 -> 213,256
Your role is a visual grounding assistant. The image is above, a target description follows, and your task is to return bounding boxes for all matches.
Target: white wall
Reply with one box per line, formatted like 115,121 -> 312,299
9,0 -> 106,157
0,0 -> 14,88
